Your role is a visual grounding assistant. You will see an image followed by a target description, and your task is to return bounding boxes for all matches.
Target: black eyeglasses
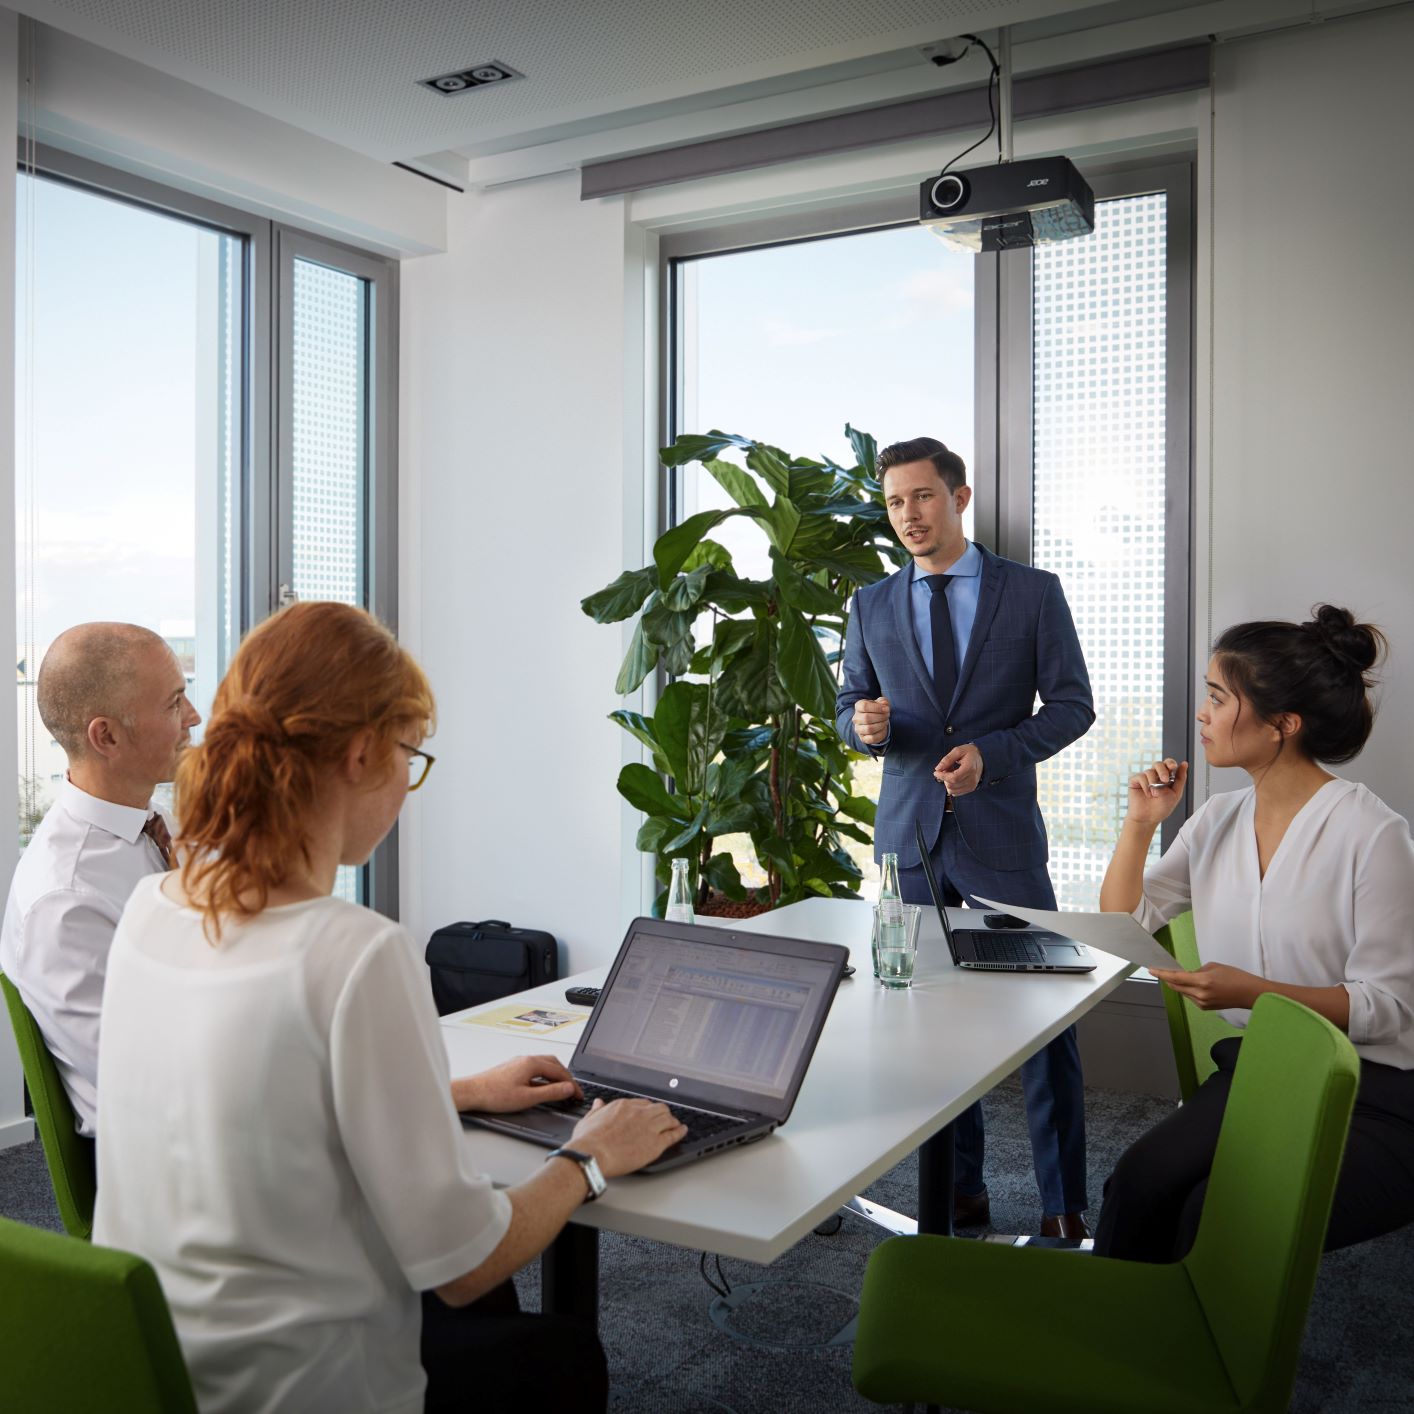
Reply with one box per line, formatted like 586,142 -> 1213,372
400,743 -> 435,792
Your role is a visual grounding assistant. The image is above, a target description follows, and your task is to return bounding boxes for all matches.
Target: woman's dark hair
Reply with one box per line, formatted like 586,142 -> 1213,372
1211,605 -> 1385,764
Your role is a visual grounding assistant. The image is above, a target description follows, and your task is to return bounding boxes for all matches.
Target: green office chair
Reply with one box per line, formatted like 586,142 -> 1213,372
853,993 -> 1359,1414
0,1214 -> 197,1412
1155,911 -> 1242,1101
1,971 -> 98,1238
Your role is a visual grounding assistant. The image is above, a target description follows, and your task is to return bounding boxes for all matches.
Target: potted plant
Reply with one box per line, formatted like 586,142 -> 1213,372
581,427 -> 907,915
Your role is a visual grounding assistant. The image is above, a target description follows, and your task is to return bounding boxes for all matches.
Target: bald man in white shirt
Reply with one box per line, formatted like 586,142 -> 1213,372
0,623 -> 201,1137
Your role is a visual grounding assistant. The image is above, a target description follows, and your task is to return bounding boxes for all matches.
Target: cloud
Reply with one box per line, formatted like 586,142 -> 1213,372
894,268 -> 975,313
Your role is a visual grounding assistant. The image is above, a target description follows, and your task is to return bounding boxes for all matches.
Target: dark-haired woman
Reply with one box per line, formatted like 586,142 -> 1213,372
1094,605 -> 1414,1262
92,602 -> 685,1414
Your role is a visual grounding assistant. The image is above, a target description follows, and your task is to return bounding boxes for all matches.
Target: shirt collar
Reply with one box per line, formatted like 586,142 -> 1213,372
910,540 -> 981,586
57,776 -> 157,845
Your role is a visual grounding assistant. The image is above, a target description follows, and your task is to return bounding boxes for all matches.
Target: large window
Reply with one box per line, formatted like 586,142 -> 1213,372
672,224 -> 975,888
14,153 -> 399,908
667,162 -> 1192,908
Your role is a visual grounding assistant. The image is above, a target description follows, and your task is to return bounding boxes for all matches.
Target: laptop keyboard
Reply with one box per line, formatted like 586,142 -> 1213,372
962,932 -> 1047,965
542,1080 -> 744,1141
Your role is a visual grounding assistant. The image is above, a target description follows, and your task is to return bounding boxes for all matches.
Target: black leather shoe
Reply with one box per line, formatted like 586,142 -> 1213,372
953,1186 -> 991,1228
1040,1211 -> 1092,1239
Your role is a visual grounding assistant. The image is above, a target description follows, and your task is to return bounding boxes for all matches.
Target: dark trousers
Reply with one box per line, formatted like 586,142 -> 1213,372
1094,1037 -> 1414,1262
421,1282 -> 607,1413
898,813 -> 1089,1217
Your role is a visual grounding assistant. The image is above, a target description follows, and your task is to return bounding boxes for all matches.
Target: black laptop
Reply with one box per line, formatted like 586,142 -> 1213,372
462,917 -> 848,1171
914,820 -> 1095,973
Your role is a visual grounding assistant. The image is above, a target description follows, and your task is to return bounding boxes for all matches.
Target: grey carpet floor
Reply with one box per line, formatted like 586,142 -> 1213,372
4,1076 -> 1412,1413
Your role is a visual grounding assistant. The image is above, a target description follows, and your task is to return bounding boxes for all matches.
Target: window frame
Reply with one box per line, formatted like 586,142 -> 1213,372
658,153 -> 1195,862
13,146 -> 403,913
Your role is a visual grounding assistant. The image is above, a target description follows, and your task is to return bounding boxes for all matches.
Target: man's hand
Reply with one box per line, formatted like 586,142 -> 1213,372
1149,962 -> 1261,1012
1125,758 -> 1189,828
852,697 -> 891,747
934,743 -> 984,796
570,1098 -> 688,1178
451,1055 -> 581,1114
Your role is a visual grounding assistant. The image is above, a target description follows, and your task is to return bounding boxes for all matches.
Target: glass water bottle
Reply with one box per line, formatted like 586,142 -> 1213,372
666,858 -> 696,924
874,852 -> 905,977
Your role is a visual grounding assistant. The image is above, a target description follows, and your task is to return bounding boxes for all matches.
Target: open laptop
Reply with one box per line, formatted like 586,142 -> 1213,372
914,819 -> 1095,973
462,917 -> 848,1171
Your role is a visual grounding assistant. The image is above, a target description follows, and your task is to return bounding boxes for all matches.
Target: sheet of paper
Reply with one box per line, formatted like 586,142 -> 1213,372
455,1004 -> 589,1041
974,898 -> 1182,973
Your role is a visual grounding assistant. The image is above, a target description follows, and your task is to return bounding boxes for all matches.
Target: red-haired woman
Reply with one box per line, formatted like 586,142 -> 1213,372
92,602 -> 684,1414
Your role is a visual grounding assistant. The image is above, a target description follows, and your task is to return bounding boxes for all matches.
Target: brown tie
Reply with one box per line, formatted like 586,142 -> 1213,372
143,813 -> 173,869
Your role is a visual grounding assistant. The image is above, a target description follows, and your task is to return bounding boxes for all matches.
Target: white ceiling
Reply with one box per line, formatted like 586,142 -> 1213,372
11,0 -> 1389,182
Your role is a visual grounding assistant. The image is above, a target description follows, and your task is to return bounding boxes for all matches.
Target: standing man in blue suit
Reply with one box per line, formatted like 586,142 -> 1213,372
836,437 -> 1096,1238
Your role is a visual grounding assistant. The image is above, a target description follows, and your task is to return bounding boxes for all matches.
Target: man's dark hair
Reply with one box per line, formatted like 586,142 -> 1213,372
876,437 -> 967,493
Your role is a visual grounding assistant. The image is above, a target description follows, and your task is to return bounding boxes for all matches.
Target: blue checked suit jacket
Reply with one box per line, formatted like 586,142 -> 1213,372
835,544 -> 1094,874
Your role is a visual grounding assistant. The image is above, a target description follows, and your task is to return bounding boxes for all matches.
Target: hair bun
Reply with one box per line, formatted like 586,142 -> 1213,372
212,700 -> 289,746
1307,604 -> 1383,676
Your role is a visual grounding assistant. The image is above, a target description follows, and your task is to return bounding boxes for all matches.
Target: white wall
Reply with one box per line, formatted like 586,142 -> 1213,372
1207,8 -> 1414,818
399,172 -> 651,968
1,8 -> 35,1149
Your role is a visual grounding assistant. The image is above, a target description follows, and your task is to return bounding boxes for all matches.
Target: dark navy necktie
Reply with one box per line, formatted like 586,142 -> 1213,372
926,574 -> 957,712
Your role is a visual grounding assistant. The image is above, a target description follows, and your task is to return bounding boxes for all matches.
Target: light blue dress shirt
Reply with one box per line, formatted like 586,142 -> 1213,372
909,540 -> 983,686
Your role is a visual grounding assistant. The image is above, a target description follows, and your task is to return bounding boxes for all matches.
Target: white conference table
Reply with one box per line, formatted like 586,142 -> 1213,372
439,896 -> 1132,1321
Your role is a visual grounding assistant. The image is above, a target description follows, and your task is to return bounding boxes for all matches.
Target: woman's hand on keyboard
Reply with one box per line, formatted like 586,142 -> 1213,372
571,1098 -> 689,1177
450,1054 -> 581,1113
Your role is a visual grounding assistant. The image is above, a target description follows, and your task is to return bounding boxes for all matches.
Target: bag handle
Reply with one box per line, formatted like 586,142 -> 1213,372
471,919 -> 512,931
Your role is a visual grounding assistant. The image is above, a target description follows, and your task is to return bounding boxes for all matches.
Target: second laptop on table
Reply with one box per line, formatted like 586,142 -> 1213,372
462,916 -> 848,1171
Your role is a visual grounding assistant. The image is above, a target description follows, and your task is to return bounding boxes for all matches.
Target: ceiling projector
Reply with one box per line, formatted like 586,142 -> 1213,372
919,155 -> 1095,253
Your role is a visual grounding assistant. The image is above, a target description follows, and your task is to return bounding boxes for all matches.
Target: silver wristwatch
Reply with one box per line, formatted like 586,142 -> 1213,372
546,1146 -> 606,1202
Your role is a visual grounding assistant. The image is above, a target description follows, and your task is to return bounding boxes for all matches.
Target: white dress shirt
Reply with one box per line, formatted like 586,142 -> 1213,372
1134,779 -> 1414,1067
0,777 -> 170,1135
94,878 -> 512,1414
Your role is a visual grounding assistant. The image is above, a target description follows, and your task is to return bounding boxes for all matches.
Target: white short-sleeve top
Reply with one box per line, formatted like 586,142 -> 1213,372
1134,779 -> 1414,1068
93,875 -> 512,1414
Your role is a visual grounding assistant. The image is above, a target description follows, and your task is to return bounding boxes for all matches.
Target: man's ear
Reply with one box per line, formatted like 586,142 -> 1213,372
955,484 -> 973,513
85,715 -> 122,762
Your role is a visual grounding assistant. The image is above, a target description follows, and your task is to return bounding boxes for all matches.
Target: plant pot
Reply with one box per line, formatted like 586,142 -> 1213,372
694,891 -> 774,920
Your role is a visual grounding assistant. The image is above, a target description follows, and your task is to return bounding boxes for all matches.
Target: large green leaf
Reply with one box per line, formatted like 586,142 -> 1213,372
745,444 -> 792,497
761,497 -> 802,555
846,423 -> 877,476
681,538 -> 734,573
581,566 -> 658,624
641,598 -> 693,649
705,801 -> 757,836
617,762 -> 689,820
770,550 -> 840,616
661,565 -> 711,611
754,832 -> 798,885
637,815 -> 688,854
614,619 -> 659,695
705,458 -> 768,510
787,464 -> 835,500
608,710 -> 669,775
655,508 -> 761,586
704,852 -> 748,901
654,681 -> 724,794
706,753 -> 758,804
660,804 -> 708,854
702,570 -> 772,614
715,622 -> 793,720
721,724 -> 774,758
837,793 -> 878,826
776,604 -> 838,721
660,431 -> 751,467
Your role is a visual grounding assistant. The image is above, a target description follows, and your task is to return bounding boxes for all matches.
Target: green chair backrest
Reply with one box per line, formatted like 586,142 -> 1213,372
1,971 -> 97,1239
0,1214 -> 197,1412
1184,993 -> 1359,1411
1154,911 -> 1242,1101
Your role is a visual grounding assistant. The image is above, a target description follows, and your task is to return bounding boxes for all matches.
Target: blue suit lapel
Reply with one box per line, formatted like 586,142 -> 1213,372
952,545 -> 1005,708
890,567 -> 944,719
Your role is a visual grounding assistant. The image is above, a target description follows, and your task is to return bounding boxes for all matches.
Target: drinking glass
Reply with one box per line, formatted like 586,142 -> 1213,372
872,903 -> 923,988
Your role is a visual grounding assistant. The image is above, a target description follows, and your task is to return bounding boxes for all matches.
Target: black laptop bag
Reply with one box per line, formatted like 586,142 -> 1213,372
424,920 -> 560,1016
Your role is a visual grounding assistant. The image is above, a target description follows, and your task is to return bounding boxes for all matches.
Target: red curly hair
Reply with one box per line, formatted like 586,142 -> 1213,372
175,601 -> 433,935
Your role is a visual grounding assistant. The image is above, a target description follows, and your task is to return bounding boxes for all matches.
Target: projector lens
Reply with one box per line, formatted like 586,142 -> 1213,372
930,174 -> 967,212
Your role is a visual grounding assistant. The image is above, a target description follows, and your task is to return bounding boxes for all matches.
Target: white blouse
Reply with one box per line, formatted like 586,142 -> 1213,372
1134,779 -> 1414,1068
93,877 -> 512,1414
